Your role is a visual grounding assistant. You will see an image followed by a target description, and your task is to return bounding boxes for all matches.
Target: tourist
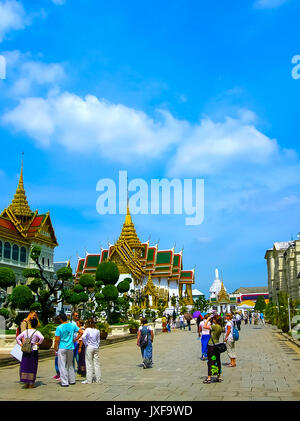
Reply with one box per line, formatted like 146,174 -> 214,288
236,313 -> 242,331
249,312 -> 252,324
20,311 -> 40,333
203,314 -> 223,384
137,318 -> 154,368
77,320 -> 86,377
167,314 -> 171,332
161,314 -> 168,332
196,315 -> 202,333
54,313 -> 83,387
172,311 -> 177,330
184,312 -> 192,331
81,319 -> 101,384
232,313 -> 237,328
52,315 -> 61,380
71,311 -> 81,371
244,313 -> 248,325
199,314 -> 210,361
224,313 -> 237,367
16,318 -> 44,389
179,313 -> 185,330
260,312 -> 265,325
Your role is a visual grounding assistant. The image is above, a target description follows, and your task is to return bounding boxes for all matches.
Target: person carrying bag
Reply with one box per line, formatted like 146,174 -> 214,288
203,314 -> 224,384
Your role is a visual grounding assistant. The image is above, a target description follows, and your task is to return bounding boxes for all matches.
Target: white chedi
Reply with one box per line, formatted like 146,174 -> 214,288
209,268 -> 226,298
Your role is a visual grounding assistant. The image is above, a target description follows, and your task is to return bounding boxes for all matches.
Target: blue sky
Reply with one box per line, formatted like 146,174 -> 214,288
0,0 -> 300,296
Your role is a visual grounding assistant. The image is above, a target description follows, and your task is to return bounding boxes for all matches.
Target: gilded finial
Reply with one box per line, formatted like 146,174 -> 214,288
8,153 -> 32,219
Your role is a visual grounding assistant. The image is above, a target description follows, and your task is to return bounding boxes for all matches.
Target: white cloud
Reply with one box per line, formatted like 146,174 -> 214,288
1,86 -> 279,171
167,111 -> 278,176
254,0 -> 290,9
2,51 -> 65,97
0,1 -> 29,42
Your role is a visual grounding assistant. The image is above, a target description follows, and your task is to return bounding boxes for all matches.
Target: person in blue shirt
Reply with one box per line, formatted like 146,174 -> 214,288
54,313 -> 83,387
260,312 -> 265,325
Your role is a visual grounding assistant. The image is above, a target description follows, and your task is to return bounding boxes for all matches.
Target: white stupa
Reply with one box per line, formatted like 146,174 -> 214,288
209,268 -> 226,299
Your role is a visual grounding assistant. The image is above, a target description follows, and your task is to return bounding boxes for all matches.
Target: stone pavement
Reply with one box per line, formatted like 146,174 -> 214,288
0,323 -> 299,401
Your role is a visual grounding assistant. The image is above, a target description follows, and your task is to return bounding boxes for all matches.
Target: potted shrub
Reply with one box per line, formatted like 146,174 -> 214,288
96,321 -> 112,340
37,324 -> 55,349
128,319 -> 140,334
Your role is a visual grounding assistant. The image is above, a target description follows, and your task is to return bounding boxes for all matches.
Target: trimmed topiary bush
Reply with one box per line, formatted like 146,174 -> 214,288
0,267 -> 15,289
117,280 -> 130,293
73,284 -> 84,293
102,285 -> 119,301
10,285 -> 34,310
79,274 -> 95,289
96,261 -> 119,286
0,308 -> 10,319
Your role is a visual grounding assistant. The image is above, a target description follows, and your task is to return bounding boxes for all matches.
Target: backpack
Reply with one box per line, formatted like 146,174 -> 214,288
232,326 -> 239,341
140,326 -> 149,348
21,329 -> 37,354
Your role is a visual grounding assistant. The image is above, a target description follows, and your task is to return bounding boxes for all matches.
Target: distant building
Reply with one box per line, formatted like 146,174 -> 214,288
0,158 -> 58,289
192,288 -> 205,300
208,269 -> 237,313
232,286 -> 269,309
265,240 -> 300,303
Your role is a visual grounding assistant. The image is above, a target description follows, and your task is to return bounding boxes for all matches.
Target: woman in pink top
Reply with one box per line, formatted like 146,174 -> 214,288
198,314 -> 211,361
16,318 -> 44,388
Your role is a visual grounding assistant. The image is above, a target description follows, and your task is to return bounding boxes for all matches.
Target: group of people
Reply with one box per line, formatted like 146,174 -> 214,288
15,311 -> 101,388
161,312 -> 193,332
198,312 -> 238,384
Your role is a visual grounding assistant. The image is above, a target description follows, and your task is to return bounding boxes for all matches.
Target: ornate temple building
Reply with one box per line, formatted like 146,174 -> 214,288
75,205 -> 195,307
208,269 -> 237,313
0,159 -> 58,286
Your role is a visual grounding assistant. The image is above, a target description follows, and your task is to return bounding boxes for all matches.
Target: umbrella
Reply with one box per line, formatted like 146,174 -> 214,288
192,311 -> 202,319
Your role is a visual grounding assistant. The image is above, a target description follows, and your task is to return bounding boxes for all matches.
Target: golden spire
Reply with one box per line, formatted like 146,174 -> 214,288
143,272 -> 156,296
217,281 -> 230,303
9,153 -> 32,219
116,199 -> 143,250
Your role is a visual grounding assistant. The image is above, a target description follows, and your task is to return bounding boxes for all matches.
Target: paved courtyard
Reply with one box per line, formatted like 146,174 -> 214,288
0,323 -> 299,401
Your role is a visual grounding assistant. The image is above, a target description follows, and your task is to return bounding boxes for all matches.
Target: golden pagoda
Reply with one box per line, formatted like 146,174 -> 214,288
217,281 -> 230,303
115,204 -> 144,253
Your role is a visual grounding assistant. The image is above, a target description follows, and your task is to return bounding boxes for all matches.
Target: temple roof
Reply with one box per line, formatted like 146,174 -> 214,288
0,158 -> 58,247
232,286 -> 268,294
115,205 -> 143,250
8,156 -> 32,219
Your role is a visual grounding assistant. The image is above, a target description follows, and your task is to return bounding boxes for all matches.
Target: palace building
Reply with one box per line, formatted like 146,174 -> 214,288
75,205 -> 195,307
0,159 -> 58,286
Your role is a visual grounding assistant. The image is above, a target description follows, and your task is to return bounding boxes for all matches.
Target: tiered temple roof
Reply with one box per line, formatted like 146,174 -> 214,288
75,207 -> 195,286
0,158 -> 58,247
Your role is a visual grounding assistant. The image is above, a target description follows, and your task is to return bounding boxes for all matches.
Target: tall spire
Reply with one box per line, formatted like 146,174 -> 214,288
9,153 -> 32,219
116,201 -> 143,250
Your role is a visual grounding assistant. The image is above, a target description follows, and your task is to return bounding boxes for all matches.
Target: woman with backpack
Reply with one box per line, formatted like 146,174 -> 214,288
16,318 -> 44,388
224,313 -> 237,367
137,318 -> 154,369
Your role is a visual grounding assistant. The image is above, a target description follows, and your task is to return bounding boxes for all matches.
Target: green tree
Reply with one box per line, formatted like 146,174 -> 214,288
0,267 -> 16,328
10,285 -> 34,310
254,296 -> 267,312
193,296 -> 210,313
95,261 -> 120,323
20,246 -> 73,324
170,295 -> 177,310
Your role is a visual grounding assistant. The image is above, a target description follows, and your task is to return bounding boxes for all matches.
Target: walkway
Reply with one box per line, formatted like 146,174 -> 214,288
0,323 -> 299,401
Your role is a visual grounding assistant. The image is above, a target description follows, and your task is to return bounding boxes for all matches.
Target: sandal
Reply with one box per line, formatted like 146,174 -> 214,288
216,378 -> 223,382
203,378 -> 211,384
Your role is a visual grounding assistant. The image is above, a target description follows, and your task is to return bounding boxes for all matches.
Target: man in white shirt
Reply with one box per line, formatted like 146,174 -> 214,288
179,314 -> 185,330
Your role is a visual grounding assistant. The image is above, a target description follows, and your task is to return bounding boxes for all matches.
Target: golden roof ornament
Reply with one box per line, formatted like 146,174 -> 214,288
116,202 -> 143,250
8,154 -> 32,220
143,272 -> 156,297
217,281 -> 230,303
